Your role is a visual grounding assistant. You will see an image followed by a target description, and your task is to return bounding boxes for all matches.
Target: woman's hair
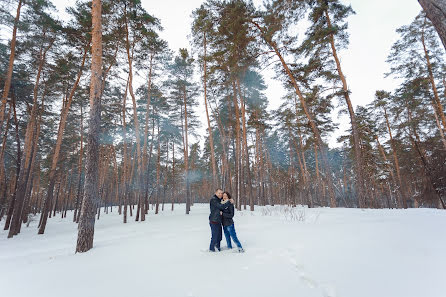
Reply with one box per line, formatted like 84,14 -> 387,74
223,191 -> 231,199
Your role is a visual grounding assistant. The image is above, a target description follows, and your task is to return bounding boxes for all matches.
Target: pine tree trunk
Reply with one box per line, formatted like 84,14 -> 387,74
162,140 -> 169,212
383,108 -> 406,209
155,122 -> 161,215
0,97 -> 13,222
211,106 -> 230,192
124,7 -> 143,221
39,45 -> 88,234
20,119 -> 40,226
237,79 -> 254,211
375,135 -> 396,183
418,0 -> 446,50
407,108 -> 446,208
171,142 -> 175,211
121,77 -> 130,223
0,0 -> 22,136
76,0 -> 102,253
420,19 -> 446,150
73,104 -> 84,222
142,53 -> 154,220
231,80 -> 242,209
203,33 -> 218,187
0,103 -> 12,217
325,9 -> 366,208
183,87 -> 190,214
251,21 -> 337,207
9,36 -> 52,237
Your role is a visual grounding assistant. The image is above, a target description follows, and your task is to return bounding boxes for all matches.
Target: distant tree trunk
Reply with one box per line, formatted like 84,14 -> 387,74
406,103 -> 446,208
142,53 -> 154,220
237,79 -> 254,211
124,6 -> 144,221
431,100 -> 446,150
210,105 -> 230,192
2,103 -> 17,229
420,18 -> 446,151
263,137 -> 275,206
121,77 -> 130,223
8,121 -> 38,237
155,122 -> 161,215
203,32 -> 218,188
73,104 -> 84,223
231,80 -> 242,209
0,0 -> 22,135
111,147 -> 119,214
313,142 -> 322,205
39,44 -> 88,234
30,165 -> 41,216
21,115 -> 41,226
76,0 -> 102,253
183,86 -> 191,214
162,139 -> 169,212
325,9 -> 366,208
293,97 -> 310,189
254,125 -> 263,206
9,35 -> 52,237
383,108 -> 406,209
374,135 -> 396,182
171,142 -> 176,211
251,20 -> 337,207
418,0 -> 446,50
0,105 -> 12,221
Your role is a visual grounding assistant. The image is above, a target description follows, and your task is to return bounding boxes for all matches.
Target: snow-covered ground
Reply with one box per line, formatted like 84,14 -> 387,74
1,204 -> 445,297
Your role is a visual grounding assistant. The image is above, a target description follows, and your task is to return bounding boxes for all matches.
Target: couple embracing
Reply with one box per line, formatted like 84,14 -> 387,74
208,188 -> 244,253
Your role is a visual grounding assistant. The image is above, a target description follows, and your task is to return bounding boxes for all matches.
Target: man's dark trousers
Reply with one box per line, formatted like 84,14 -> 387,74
209,222 -> 222,251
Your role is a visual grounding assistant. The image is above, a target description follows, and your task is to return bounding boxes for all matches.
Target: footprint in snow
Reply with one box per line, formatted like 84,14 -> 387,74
322,284 -> 337,297
289,257 -> 337,296
300,273 -> 317,289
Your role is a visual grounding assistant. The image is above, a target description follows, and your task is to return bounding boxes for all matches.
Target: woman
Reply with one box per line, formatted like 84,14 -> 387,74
221,191 -> 244,253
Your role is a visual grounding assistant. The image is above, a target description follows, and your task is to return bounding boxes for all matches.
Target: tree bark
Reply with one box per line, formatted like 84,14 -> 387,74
73,103 -> 84,223
418,0 -> 446,50
237,79 -> 254,211
183,86 -> 190,214
420,17 -> 446,151
155,122 -> 161,215
0,0 -> 22,135
142,53 -> 154,220
231,80 -> 242,209
76,0 -> 102,253
203,32 -> 218,187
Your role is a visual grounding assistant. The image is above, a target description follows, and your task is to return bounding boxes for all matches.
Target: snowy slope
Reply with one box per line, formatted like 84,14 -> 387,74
1,204 -> 445,297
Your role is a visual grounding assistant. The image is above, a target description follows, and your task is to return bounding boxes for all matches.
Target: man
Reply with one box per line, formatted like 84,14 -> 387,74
209,188 -> 234,252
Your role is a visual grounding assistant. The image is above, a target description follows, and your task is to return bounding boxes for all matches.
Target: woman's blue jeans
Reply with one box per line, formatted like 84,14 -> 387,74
223,224 -> 243,249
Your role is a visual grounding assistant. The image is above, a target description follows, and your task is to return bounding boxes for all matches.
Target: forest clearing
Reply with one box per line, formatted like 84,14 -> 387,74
1,204 -> 445,297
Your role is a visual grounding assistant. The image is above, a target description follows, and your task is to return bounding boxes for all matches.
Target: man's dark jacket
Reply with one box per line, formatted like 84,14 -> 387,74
209,195 -> 230,223
221,202 -> 234,226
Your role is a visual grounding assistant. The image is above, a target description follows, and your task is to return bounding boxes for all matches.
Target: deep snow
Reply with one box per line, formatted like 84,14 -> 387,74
1,204 -> 445,297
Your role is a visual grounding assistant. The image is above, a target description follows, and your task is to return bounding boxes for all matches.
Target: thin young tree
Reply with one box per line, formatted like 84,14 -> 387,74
192,5 -> 218,188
